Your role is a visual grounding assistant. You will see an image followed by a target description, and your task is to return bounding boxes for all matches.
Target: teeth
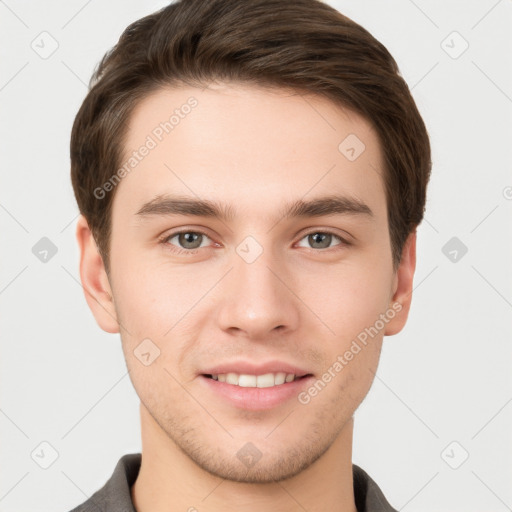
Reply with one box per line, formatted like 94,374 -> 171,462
211,372 -> 297,387
226,372 -> 238,385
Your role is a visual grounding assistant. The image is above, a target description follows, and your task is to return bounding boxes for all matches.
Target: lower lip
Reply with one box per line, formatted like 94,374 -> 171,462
198,375 -> 314,411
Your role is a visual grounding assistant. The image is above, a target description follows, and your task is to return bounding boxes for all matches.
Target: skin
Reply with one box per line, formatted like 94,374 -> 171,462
76,83 -> 416,512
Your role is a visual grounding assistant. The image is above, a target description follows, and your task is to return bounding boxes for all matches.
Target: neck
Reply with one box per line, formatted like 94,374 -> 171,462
131,403 -> 357,512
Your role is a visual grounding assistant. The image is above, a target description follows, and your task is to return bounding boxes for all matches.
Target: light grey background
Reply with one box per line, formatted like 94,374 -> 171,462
1,1 -> 511,511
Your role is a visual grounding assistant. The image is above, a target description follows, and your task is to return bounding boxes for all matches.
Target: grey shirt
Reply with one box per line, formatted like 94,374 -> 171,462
68,453 -> 398,512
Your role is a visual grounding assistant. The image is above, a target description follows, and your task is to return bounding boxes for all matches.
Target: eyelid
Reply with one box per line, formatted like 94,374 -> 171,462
296,227 -> 353,244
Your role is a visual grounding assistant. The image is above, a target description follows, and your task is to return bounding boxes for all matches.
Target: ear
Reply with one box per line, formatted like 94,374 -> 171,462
384,230 -> 417,336
76,215 -> 119,333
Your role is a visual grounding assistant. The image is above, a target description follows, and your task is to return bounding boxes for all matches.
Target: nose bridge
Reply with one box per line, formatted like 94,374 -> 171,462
216,236 -> 299,338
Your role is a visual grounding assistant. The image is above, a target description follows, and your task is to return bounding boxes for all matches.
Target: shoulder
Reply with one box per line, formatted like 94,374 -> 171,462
67,453 -> 141,512
353,464 -> 398,512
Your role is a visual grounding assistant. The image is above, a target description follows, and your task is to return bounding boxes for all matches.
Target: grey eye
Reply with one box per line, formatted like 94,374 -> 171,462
297,232 -> 342,250
166,231 -> 210,250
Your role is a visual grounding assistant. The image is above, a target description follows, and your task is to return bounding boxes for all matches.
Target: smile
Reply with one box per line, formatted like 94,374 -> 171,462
205,372 -> 307,388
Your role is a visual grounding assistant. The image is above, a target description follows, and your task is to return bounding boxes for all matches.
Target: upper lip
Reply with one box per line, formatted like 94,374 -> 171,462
201,360 -> 312,377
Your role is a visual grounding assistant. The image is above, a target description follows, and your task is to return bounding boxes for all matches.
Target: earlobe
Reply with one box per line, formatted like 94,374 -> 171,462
384,231 -> 417,337
76,215 -> 120,334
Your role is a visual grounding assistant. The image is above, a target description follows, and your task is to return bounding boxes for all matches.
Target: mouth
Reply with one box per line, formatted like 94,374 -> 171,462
202,372 -> 313,388
199,372 -> 315,410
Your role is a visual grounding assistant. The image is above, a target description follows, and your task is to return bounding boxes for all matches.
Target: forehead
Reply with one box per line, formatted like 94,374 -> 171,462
112,82 -> 387,223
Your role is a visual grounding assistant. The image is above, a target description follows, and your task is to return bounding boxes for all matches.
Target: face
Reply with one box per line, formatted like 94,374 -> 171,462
79,82 -> 415,483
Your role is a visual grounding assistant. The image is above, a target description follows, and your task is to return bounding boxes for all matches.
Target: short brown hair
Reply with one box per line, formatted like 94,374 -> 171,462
70,0 -> 431,274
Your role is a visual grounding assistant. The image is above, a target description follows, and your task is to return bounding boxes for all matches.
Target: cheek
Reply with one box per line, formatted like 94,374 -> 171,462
110,256 -> 213,377
298,258 -> 393,342
110,253 -> 198,330
122,350 -> 181,421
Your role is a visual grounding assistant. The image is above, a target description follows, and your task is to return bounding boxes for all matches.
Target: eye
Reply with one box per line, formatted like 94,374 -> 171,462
296,231 -> 349,250
161,230 -> 213,254
159,228 -> 350,256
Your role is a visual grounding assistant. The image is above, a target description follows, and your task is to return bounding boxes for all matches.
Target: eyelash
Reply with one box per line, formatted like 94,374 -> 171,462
158,229 -> 351,256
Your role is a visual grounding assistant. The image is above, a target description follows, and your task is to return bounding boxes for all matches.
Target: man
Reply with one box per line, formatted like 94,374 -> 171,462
69,0 -> 431,510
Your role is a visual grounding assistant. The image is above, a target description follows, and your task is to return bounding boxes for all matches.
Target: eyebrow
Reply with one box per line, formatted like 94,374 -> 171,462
135,194 -> 374,222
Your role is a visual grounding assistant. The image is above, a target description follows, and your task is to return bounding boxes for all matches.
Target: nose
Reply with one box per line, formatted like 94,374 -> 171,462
216,243 -> 300,340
